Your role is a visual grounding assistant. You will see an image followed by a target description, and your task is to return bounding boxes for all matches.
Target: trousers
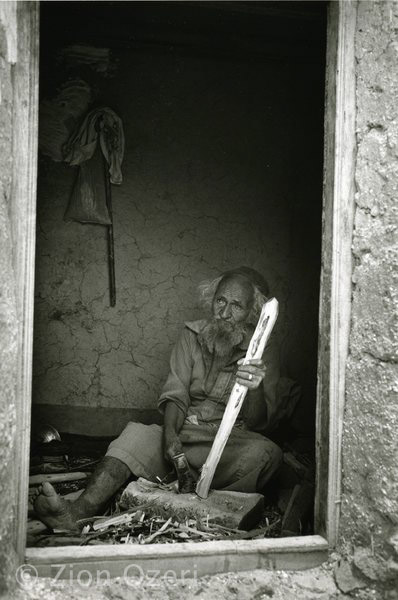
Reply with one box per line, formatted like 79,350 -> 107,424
106,421 -> 282,493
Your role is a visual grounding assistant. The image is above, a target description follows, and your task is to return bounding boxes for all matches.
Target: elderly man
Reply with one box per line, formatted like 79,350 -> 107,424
34,267 -> 293,532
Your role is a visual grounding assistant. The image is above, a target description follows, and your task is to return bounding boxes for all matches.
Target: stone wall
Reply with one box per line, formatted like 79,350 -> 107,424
33,42 -> 324,423
0,1 -> 19,591
338,0 -> 398,582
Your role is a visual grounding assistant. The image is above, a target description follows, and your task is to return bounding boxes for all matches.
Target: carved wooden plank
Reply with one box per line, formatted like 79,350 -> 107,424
196,298 -> 279,499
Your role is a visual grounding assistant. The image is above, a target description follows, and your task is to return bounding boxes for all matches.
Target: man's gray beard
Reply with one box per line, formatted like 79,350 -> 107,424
199,318 -> 248,358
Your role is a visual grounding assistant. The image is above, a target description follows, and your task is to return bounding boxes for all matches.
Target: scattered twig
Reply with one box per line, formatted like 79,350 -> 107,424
141,517 -> 172,544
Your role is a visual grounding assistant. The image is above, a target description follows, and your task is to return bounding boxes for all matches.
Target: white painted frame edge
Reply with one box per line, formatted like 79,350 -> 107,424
327,0 -> 357,546
12,1 -> 40,561
26,536 -> 328,576
315,0 -> 357,547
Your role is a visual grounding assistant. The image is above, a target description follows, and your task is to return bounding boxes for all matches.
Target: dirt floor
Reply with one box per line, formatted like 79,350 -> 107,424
8,554 -> 398,600
27,432 -> 315,547
23,434 -> 397,598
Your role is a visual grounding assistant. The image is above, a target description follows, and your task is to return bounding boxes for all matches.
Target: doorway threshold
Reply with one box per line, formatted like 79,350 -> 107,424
26,535 -> 328,579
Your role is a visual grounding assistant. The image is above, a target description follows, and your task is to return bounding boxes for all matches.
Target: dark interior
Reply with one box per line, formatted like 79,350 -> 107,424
29,1 -> 327,545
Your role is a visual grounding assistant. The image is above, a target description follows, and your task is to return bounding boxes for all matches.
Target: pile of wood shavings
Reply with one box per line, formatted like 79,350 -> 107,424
31,505 -> 281,547
76,502 -> 282,545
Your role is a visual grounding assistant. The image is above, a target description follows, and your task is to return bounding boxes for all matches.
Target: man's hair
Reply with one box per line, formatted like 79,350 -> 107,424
198,275 -> 268,325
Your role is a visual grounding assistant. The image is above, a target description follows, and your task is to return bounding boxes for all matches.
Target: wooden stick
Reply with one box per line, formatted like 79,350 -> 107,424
29,472 -> 89,486
92,512 -> 136,531
142,517 -> 173,544
195,297 -> 279,499
103,153 -> 116,307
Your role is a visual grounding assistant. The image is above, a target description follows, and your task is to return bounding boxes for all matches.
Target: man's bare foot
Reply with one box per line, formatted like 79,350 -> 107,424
33,482 -> 79,532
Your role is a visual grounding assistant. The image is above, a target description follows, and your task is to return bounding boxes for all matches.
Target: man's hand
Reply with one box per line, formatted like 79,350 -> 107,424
163,429 -> 183,463
163,401 -> 185,463
236,358 -> 266,390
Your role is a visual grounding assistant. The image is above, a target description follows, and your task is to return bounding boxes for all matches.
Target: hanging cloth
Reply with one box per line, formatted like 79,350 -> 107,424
63,107 -> 125,185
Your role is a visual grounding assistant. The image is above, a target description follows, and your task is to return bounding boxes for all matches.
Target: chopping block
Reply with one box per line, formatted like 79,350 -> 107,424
120,478 -> 264,530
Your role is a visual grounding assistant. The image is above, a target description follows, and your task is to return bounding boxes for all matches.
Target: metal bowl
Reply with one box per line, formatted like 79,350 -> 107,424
32,424 -> 61,444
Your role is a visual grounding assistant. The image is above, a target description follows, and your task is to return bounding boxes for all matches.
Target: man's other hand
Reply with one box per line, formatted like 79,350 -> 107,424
236,358 -> 266,390
163,429 -> 183,463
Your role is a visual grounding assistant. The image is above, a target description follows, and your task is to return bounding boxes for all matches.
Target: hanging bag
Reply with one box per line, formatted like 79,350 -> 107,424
64,153 -> 111,225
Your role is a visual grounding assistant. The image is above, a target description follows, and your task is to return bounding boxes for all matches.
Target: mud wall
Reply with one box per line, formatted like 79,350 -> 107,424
33,43 -> 324,419
339,0 -> 398,572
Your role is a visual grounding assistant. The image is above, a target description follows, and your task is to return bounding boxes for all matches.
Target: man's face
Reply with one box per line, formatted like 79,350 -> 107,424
199,276 -> 254,357
212,277 -> 253,326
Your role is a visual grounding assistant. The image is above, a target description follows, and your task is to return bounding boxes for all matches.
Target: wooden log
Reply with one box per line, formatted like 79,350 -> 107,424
120,478 -> 264,530
195,298 -> 279,499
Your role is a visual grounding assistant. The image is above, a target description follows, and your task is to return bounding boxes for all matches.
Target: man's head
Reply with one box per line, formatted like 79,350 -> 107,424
198,267 -> 269,357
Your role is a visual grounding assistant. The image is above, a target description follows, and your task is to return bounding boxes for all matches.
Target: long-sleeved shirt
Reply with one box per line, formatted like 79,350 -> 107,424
158,320 -> 296,435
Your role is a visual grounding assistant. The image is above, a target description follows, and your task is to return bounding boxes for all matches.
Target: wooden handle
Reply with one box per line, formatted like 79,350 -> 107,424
195,298 -> 279,499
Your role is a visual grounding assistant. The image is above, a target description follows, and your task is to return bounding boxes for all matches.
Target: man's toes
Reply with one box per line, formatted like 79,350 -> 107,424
41,481 -> 57,497
31,486 -> 41,499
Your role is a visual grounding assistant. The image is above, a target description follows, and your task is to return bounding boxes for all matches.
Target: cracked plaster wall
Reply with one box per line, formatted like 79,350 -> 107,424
339,0 -> 398,562
33,45 -> 324,427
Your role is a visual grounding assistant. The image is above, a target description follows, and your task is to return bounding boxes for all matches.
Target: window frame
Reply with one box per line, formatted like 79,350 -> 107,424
13,0 -> 357,577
